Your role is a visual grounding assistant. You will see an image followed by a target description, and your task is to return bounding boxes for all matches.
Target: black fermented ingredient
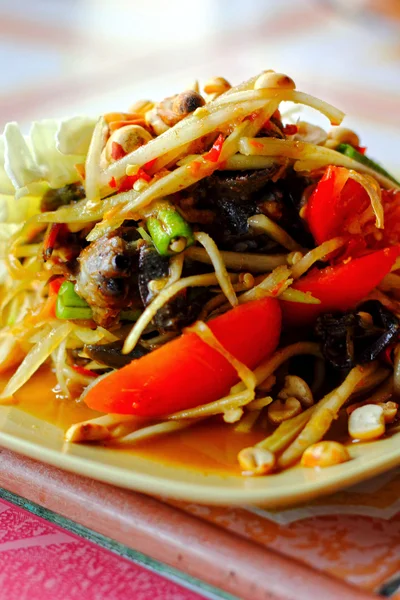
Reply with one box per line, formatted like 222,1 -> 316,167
138,244 -> 169,306
85,340 -> 148,369
192,168 -> 313,250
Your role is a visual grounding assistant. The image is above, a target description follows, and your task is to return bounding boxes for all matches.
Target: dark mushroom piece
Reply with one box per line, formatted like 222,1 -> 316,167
314,300 -> 399,371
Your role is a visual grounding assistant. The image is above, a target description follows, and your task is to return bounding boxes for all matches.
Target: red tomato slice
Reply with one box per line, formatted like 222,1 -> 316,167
305,166 -> 400,254
281,245 -> 400,326
305,166 -> 370,245
380,189 -> 400,247
84,296 -> 281,417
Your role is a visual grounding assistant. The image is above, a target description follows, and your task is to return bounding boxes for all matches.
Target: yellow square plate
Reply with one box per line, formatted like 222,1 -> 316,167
0,402 -> 399,507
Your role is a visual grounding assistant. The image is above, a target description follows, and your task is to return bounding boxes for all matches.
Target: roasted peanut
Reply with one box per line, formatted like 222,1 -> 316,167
254,71 -> 295,90
238,447 -> 275,475
278,375 -> 314,407
203,76 -> 231,95
145,107 -> 170,135
326,126 -> 360,149
268,397 -> 302,424
104,125 -> 152,163
377,401 -> 398,424
301,441 -> 350,468
348,404 -> 385,440
171,91 -> 205,116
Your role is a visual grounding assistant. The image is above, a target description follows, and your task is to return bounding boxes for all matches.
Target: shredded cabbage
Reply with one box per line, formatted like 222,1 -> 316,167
0,223 -> 23,282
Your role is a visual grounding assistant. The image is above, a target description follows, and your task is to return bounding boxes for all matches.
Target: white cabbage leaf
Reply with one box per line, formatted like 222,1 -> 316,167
1,116 -> 96,200
56,116 -> 97,156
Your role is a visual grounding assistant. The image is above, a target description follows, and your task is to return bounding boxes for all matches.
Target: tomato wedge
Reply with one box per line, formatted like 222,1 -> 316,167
305,166 -> 400,251
305,166 -> 370,245
281,245 -> 400,326
84,296 -> 281,417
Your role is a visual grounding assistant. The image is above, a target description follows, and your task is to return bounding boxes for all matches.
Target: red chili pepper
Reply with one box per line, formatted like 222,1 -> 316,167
203,134 -> 225,163
355,146 -> 367,155
138,168 -> 152,182
111,142 -> 126,161
109,177 -> 117,188
43,223 -> 66,260
118,168 -> 152,192
72,365 -> 97,378
84,296 -> 282,416
281,245 -> 400,326
48,276 -> 65,297
118,176 -> 136,192
382,344 -> 396,366
283,124 -> 298,135
142,158 -> 157,171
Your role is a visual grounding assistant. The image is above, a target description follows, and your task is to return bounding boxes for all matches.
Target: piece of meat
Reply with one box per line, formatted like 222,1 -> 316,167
76,230 -> 138,327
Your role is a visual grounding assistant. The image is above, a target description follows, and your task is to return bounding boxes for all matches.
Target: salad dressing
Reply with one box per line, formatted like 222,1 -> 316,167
0,367 -> 263,474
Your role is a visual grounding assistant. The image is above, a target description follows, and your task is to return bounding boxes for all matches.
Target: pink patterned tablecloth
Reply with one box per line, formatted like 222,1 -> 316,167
0,498 -> 204,600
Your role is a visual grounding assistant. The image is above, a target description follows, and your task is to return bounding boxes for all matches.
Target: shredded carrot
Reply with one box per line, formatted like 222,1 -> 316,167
109,119 -> 146,132
104,112 -> 142,124
48,276 -> 65,297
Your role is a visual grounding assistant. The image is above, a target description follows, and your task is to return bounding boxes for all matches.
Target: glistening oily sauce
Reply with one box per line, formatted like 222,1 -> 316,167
0,366 -> 265,474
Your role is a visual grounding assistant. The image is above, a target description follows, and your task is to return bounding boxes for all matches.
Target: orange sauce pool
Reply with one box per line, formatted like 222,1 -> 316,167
0,367 -> 265,474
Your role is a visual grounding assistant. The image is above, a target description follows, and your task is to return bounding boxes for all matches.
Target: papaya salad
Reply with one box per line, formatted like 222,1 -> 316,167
1,69 -> 400,476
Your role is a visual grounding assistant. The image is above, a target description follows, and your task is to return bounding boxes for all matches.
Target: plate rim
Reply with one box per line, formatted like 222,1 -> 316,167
1,407 -> 400,507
